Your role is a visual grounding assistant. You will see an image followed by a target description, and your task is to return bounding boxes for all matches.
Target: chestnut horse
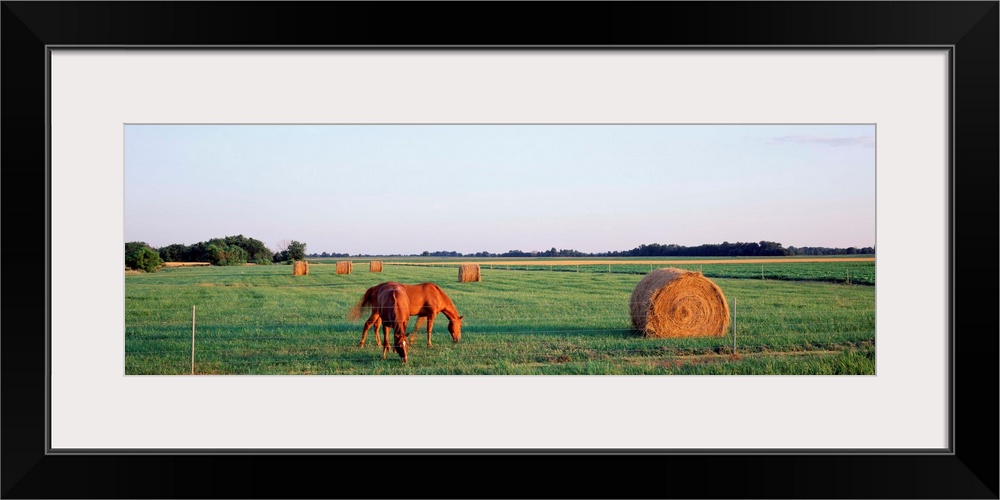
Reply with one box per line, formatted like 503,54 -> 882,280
375,282 -> 409,363
349,282 -> 463,348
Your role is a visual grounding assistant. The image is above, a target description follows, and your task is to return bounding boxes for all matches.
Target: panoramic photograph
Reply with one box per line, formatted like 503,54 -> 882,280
124,124 -> 876,375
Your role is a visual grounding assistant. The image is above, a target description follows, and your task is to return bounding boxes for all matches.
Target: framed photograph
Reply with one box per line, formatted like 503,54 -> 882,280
3,2 -> 996,498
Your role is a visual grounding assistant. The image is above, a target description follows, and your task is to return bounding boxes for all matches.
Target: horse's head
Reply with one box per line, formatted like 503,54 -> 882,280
447,316 -> 464,343
393,333 -> 409,363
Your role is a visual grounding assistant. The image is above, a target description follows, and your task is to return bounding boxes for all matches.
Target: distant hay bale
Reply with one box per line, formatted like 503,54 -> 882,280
337,261 -> 352,275
293,260 -> 309,276
629,268 -> 730,338
458,263 -> 481,283
369,261 -> 383,273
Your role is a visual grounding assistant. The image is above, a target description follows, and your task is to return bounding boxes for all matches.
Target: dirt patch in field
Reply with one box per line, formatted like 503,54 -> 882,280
637,349 -> 845,370
512,349 -> 846,371
163,262 -> 211,267
652,354 -> 732,369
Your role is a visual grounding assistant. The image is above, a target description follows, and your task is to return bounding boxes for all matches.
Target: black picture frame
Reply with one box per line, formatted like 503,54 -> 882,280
3,2 -> 996,498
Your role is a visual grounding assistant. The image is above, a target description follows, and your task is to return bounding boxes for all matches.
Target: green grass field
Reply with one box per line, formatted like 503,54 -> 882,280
125,259 -> 875,375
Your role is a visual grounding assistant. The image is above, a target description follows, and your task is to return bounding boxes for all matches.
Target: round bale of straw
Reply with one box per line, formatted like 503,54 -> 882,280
629,268 -> 730,338
293,260 -> 309,276
370,260 -> 383,272
336,261 -> 352,275
458,263 -> 481,283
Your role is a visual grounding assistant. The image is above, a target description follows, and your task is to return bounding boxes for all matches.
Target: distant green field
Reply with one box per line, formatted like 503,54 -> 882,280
314,255 -> 876,286
385,260 -> 875,286
125,258 -> 875,375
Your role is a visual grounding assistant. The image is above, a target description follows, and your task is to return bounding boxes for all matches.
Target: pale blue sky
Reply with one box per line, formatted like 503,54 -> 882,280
124,124 -> 876,255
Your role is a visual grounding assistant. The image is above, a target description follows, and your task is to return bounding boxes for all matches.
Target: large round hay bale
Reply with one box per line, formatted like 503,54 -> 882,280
458,263 -> 481,282
336,261 -> 352,275
293,260 -> 309,276
370,260 -> 383,272
629,268 -> 730,338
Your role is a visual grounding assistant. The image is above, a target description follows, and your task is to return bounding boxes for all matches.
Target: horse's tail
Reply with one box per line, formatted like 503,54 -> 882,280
347,285 -> 378,321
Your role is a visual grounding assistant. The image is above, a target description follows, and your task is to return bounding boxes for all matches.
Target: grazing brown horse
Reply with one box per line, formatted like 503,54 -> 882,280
349,282 -> 464,348
375,282 -> 410,363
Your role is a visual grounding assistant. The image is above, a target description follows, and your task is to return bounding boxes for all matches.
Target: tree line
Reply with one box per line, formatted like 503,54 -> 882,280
127,236 -> 874,273
125,235 -> 308,272
309,241 -> 874,259
605,241 -> 875,257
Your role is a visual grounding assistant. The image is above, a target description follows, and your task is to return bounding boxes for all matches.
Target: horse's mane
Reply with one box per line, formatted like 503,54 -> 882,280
419,282 -> 458,315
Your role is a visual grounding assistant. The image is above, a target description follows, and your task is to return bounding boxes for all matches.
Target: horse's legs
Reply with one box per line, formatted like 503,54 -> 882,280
360,314 -> 378,347
361,313 -> 383,347
395,323 -> 409,363
425,314 -> 436,347
409,317 -> 424,344
381,324 -> 390,359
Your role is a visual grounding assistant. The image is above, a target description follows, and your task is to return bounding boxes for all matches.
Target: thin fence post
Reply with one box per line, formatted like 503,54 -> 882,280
761,264 -> 765,280
732,298 -> 737,354
191,305 -> 196,375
